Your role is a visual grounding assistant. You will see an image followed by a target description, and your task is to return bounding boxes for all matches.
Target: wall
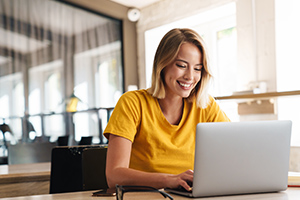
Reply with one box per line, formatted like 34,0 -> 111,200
236,0 -> 276,92
63,0 -> 138,92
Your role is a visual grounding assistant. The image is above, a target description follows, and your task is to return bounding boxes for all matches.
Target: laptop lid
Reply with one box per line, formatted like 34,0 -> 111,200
191,120 -> 292,197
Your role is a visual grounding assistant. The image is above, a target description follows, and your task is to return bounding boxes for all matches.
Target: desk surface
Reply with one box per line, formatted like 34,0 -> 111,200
0,188 -> 299,200
0,162 -> 51,198
0,162 -> 50,184
0,162 -> 50,174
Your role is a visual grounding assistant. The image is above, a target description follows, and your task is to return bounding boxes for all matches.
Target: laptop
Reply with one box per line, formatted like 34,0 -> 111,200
166,120 -> 292,197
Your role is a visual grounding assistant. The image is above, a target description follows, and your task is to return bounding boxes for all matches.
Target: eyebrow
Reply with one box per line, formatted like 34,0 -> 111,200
175,59 -> 203,66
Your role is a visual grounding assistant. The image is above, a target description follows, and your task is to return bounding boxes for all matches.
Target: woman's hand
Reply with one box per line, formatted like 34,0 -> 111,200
165,169 -> 194,191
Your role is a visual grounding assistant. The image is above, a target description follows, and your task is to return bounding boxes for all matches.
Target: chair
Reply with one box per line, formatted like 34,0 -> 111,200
7,142 -> 56,165
82,147 -> 108,190
0,156 -> 8,165
78,136 -> 93,145
57,136 -> 69,146
49,145 -> 107,194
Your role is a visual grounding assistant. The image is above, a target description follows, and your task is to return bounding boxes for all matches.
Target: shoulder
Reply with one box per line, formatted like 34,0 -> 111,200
202,95 -> 221,111
208,95 -> 217,105
121,89 -> 150,98
187,95 -> 222,115
120,89 -> 154,103
189,95 -> 217,109
116,89 -> 155,110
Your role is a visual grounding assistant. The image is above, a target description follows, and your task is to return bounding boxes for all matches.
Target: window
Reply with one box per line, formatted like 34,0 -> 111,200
213,27 -> 237,96
0,95 -> 9,118
0,73 -> 23,117
74,41 -> 123,109
276,0 -> 300,92
275,0 -> 300,146
0,73 -> 24,140
29,60 -> 64,141
74,41 -> 123,143
29,60 -> 63,114
96,47 -> 123,108
0,0 -> 123,145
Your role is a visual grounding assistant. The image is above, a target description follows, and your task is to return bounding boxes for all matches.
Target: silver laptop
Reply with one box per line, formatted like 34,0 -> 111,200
166,120 -> 292,197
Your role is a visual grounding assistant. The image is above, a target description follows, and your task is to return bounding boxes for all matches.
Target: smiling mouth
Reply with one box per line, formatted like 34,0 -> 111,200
178,81 -> 193,89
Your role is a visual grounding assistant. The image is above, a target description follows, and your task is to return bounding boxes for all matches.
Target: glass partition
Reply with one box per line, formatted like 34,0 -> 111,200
0,0 -> 123,152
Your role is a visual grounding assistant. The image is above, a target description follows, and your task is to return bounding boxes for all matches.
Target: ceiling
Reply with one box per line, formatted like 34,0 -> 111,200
110,0 -> 161,9
0,0 -> 112,55
0,0 -> 160,64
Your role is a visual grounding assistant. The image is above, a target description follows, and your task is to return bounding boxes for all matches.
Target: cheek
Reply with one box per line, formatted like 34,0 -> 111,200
168,68 -> 182,80
195,72 -> 202,82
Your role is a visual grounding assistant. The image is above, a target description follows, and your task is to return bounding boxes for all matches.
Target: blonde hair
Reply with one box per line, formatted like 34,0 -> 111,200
148,28 -> 213,108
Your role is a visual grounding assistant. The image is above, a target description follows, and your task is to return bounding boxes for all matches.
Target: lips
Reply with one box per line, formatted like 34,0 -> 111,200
178,81 -> 193,89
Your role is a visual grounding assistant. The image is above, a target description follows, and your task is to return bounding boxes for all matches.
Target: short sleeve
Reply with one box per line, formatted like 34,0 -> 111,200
205,96 -> 231,122
103,91 -> 141,142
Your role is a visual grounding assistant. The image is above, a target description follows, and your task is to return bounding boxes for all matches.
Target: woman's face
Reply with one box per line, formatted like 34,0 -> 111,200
163,42 -> 203,99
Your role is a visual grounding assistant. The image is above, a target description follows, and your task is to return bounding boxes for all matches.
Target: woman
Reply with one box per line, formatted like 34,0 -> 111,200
104,28 -> 230,191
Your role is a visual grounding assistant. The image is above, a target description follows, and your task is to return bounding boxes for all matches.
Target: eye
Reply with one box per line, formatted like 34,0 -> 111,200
194,65 -> 203,72
176,63 -> 186,68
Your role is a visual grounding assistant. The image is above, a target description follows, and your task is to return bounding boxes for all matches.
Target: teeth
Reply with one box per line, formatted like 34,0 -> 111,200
179,82 -> 192,87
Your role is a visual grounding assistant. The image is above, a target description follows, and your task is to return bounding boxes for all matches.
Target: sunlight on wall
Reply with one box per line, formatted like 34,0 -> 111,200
276,0 -> 300,146
276,0 -> 300,92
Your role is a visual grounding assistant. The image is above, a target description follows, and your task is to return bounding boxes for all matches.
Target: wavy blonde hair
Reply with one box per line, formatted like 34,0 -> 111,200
147,28 -> 213,108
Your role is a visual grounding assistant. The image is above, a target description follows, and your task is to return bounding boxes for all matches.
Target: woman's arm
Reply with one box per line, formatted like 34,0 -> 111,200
106,134 -> 193,190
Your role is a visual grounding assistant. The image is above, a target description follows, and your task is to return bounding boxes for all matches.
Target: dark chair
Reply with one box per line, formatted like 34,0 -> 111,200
57,136 -> 69,146
7,142 -> 56,165
49,145 -> 107,194
78,136 -> 93,145
82,147 -> 108,190
0,156 -> 8,165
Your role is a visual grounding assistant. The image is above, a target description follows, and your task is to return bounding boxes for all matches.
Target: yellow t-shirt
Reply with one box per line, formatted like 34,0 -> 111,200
104,89 -> 230,175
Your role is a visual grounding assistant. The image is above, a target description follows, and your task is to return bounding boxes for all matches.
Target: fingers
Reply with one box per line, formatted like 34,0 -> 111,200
185,169 -> 194,175
179,170 -> 194,191
165,169 -> 194,190
183,169 -> 194,180
180,181 -> 193,191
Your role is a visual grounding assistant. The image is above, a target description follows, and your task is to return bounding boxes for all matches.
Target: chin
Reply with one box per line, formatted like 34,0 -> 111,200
181,92 -> 192,98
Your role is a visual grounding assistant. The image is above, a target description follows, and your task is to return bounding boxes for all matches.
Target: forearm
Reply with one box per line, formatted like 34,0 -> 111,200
106,167 -> 170,189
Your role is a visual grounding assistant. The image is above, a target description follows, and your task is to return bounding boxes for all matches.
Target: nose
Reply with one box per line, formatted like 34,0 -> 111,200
183,68 -> 193,80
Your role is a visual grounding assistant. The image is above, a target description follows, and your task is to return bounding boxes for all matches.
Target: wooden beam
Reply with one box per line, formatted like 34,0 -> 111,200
215,90 -> 300,100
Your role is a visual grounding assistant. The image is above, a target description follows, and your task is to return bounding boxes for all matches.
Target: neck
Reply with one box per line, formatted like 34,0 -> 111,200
158,97 -> 184,125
